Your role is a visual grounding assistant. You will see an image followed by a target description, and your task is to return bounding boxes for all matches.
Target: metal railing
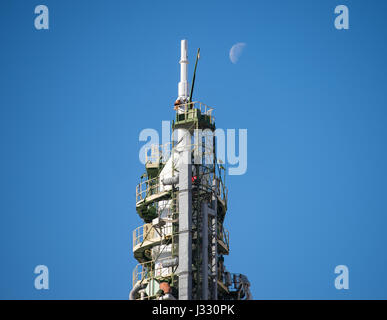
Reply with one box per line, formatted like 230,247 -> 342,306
145,143 -> 173,165
133,223 -> 153,247
215,163 -> 228,205
218,177 -> 228,205
133,222 -> 174,250
136,177 -> 160,203
133,256 -> 176,287
218,223 -> 229,251
174,101 -> 215,125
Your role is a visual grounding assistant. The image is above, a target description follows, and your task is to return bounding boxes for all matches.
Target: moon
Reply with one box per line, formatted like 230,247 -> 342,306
229,42 -> 246,64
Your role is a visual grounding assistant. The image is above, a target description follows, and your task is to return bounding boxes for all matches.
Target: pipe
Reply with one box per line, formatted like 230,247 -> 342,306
238,274 -> 252,300
162,175 -> 179,186
158,293 -> 176,300
139,289 -> 146,300
245,286 -> 252,300
161,257 -> 179,268
129,282 -> 146,300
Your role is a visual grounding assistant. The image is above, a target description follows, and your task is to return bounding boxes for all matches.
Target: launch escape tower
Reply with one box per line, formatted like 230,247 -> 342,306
130,40 -> 251,300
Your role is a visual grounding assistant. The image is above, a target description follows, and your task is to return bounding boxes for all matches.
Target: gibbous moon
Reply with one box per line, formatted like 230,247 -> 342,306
229,42 -> 246,64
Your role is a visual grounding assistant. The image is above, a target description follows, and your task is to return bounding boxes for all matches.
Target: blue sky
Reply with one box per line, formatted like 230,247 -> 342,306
0,0 -> 387,299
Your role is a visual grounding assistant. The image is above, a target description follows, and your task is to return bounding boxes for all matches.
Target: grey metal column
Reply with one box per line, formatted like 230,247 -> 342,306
178,130 -> 192,300
201,201 -> 209,299
210,179 -> 218,299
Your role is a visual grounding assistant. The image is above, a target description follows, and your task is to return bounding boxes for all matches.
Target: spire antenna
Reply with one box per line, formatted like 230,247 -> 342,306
178,39 -> 189,101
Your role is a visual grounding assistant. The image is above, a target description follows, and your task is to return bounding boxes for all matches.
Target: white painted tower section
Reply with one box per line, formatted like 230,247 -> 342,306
176,39 -> 193,300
